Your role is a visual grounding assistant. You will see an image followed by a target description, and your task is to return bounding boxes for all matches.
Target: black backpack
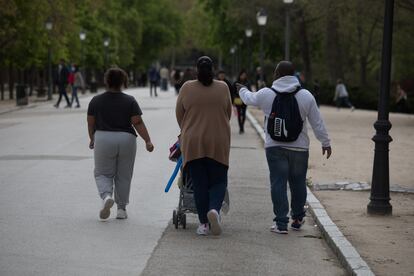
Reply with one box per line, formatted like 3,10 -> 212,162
267,86 -> 303,142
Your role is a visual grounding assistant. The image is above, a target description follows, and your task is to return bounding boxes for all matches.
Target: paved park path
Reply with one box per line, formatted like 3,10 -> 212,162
142,107 -> 345,275
0,88 -> 179,275
0,88 -> 345,275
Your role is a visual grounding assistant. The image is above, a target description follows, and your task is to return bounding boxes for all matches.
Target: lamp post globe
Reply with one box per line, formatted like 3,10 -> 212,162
79,31 -> 86,41
104,38 -> 110,47
256,8 -> 268,26
245,28 -> 253,38
45,20 -> 53,31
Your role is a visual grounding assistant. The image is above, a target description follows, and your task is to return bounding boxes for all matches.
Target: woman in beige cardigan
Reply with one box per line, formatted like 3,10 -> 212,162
176,56 -> 232,236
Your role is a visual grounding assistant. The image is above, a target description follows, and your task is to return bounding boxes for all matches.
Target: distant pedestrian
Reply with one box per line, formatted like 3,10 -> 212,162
176,56 -> 232,236
71,65 -> 84,108
334,79 -> 355,111
172,69 -> 182,95
395,83 -> 408,113
148,67 -> 160,97
87,67 -> 154,220
237,61 -> 332,234
68,64 -> 75,89
217,70 -> 235,100
255,66 -> 267,90
313,79 -> 320,107
181,68 -> 195,84
160,66 -> 169,91
233,70 -> 251,134
54,59 -> 71,108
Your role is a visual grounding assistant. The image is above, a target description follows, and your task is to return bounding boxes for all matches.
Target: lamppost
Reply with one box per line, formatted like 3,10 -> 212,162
245,27 -> 253,75
256,8 -> 267,86
230,46 -> 236,80
45,19 -> 53,100
79,30 -> 86,93
103,37 -> 110,69
238,38 -> 243,74
283,0 -> 294,61
79,30 -> 86,65
367,0 -> 394,215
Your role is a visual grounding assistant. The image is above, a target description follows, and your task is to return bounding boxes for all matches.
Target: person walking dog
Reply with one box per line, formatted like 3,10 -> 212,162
87,67 -> 154,220
176,56 -> 232,236
237,61 -> 332,234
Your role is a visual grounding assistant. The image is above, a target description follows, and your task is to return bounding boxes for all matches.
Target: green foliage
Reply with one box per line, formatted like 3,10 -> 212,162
0,0 -> 183,70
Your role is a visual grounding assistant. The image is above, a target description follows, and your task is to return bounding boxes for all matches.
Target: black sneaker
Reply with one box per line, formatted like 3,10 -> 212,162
291,218 -> 305,231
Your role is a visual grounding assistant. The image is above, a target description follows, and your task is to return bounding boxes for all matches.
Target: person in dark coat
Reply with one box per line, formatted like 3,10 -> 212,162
148,67 -> 160,97
217,70 -> 235,101
233,70 -> 251,134
54,59 -> 71,108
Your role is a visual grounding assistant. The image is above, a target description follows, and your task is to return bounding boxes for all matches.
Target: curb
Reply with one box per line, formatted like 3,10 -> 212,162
0,103 -> 38,115
0,89 -> 105,115
245,109 -> 375,276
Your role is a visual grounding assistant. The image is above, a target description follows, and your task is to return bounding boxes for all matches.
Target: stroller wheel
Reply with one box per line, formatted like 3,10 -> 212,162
182,213 -> 187,229
173,210 -> 178,229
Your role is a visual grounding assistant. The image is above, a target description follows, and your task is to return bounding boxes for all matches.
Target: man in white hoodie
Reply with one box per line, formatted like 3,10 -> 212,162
237,61 -> 332,234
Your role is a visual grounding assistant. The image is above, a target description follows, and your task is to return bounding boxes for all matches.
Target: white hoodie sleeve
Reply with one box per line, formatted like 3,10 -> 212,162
307,97 -> 331,147
239,87 -> 269,109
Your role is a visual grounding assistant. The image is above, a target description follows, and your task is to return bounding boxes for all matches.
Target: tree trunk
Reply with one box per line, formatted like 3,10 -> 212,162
356,1 -> 367,87
8,64 -> 14,100
297,8 -> 313,86
326,1 -> 343,83
29,66 -> 35,96
0,68 -> 4,101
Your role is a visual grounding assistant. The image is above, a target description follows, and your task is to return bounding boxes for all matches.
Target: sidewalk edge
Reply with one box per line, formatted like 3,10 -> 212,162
245,110 -> 375,276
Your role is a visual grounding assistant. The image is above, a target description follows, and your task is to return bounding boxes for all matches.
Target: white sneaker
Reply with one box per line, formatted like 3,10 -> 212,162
99,196 -> 114,220
116,209 -> 128,219
196,223 -> 209,236
270,223 -> 288,234
207,209 -> 222,235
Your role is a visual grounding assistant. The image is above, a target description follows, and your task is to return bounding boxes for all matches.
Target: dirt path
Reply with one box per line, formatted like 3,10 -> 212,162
249,105 -> 414,275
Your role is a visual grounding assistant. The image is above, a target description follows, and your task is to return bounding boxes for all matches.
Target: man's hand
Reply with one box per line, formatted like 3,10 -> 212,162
235,83 -> 245,92
146,141 -> 154,152
89,139 -> 94,150
322,146 -> 332,159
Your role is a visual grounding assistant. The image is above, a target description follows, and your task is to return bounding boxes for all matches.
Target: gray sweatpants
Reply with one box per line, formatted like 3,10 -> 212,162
94,131 -> 137,209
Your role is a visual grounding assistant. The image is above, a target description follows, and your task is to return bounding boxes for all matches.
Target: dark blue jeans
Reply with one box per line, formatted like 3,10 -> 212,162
265,147 -> 308,229
71,86 -> 80,107
55,83 -> 70,107
186,158 -> 228,224
336,96 -> 353,108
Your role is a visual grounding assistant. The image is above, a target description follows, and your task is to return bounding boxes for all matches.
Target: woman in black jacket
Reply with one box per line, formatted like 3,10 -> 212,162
233,70 -> 251,134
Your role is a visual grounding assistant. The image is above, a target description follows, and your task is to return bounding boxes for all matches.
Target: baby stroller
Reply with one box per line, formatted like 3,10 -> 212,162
166,141 -> 197,229
166,141 -> 230,229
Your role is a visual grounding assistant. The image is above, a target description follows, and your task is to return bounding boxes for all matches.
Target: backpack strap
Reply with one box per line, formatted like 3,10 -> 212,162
270,86 -> 302,95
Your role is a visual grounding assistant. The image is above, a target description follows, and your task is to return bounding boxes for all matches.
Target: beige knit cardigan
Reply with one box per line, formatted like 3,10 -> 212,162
176,80 -> 232,168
